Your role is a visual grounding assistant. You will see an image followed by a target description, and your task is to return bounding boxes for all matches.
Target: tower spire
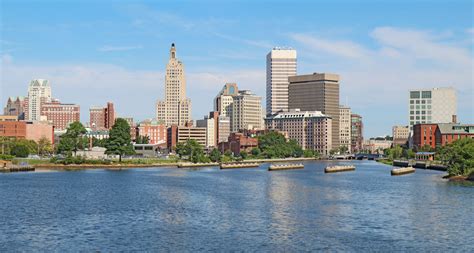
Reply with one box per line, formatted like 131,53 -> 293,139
170,43 -> 176,59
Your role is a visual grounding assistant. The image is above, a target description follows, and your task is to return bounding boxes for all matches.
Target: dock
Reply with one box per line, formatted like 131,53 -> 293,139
220,163 -> 260,169
391,167 -> 415,176
177,162 -> 219,168
324,165 -> 355,173
0,165 -> 35,173
268,163 -> 304,171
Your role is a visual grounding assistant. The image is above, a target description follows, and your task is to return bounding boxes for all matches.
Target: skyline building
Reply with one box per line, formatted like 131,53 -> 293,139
288,73 -> 340,149
89,102 -> 115,130
156,43 -> 191,126
351,114 -> 363,152
40,99 -> 80,130
392,125 -> 410,146
266,47 -> 297,116
3,96 -> 26,120
232,90 -> 263,132
26,79 -> 52,121
339,105 -> 352,153
408,87 -> 457,131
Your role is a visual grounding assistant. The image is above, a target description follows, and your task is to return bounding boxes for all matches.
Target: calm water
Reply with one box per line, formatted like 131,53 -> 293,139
0,160 -> 473,252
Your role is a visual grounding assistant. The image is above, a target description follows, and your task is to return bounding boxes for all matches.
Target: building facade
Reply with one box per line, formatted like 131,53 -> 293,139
339,105 -> 352,153
266,47 -> 297,116
232,90 -> 263,132
196,115 -> 216,148
214,83 -> 239,118
362,139 -> 393,154
26,79 -> 52,121
156,43 -> 191,126
40,99 -> 80,130
218,132 -> 258,156
288,73 -> 340,149
408,87 -> 457,131
136,120 -> 167,146
89,102 -> 115,130
436,124 -> 474,146
392,125 -> 410,146
218,116 -> 231,144
167,125 -> 207,149
4,96 -> 26,120
265,110 -> 333,156
412,123 -> 438,149
351,114 -> 363,152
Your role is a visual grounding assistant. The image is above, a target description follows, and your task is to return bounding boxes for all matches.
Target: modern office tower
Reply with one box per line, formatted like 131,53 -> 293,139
232,90 -> 263,132
351,114 -> 363,152
265,110 -> 333,156
266,47 -> 297,116
89,102 -> 115,130
26,79 -> 52,121
156,43 -> 191,126
408,87 -> 457,131
288,73 -> 340,149
136,119 -> 167,145
3,96 -> 26,119
339,105 -> 352,153
40,99 -> 80,130
214,83 -> 239,118
392,125 -> 410,146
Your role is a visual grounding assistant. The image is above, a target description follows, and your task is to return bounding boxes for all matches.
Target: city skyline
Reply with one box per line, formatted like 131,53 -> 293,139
1,1 -> 473,137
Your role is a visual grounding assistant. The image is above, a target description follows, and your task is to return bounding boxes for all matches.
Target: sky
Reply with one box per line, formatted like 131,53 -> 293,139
1,0 -> 473,137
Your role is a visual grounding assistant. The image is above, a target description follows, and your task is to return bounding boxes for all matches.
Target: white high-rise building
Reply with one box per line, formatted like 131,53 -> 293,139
26,79 -> 51,121
196,116 -> 215,148
214,83 -> 239,118
408,87 -> 457,130
266,47 -> 297,116
339,105 -> 352,153
156,43 -> 191,126
232,90 -> 263,132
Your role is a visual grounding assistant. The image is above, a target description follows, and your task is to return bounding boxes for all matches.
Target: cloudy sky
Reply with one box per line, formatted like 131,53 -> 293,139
1,0 -> 473,137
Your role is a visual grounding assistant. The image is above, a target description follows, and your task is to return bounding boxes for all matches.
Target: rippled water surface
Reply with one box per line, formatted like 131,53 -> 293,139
1,161 -> 473,251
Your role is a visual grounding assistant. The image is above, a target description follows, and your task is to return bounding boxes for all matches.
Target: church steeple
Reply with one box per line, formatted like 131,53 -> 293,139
170,43 -> 176,59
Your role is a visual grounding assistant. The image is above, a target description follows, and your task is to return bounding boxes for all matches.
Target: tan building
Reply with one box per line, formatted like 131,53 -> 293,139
265,110 -> 333,156
392,125 -> 409,146
339,105 -> 352,153
25,121 -> 54,143
0,117 -> 53,144
288,73 -> 340,149
363,139 -> 393,154
156,43 -> 191,126
232,90 -> 263,132
4,96 -> 26,119
40,99 -> 80,130
266,47 -> 297,116
136,120 -> 167,146
218,116 -> 231,144
167,125 -> 207,149
196,114 -> 216,148
25,79 -> 52,121
214,83 -> 239,118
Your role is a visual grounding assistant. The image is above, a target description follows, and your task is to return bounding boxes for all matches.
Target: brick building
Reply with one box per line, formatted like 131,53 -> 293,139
89,102 -> 115,130
41,99 -> 80,130
218,132 -> 258,155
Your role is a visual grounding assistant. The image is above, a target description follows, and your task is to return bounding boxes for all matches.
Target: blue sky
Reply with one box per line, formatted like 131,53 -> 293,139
1,0 -> 473,137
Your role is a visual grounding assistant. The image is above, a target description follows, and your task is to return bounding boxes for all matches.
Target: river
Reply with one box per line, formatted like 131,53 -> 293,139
0,160 -> 472,251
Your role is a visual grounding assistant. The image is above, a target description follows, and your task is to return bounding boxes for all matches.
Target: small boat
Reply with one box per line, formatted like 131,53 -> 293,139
324,165 -> 355,173
391,167 -> 415,176
268,163 -> 304,171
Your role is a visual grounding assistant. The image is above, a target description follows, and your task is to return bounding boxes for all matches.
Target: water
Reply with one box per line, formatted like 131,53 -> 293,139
1,160 -> 473,252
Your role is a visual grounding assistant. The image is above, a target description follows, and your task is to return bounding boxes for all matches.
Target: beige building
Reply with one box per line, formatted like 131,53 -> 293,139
26,79 -> 52,121
289,73 -> 340,149
266,47 -> 297,116
339,105 -> 352,153
265,109 -> 333,156
167,125 -> 207,148
156,43 -> 191,126
196,115 -> 216,148
218,116 -> 230,143
363,139 -> 393,154
392,125 -> 410,146
214,83 -> 239,118
232,90 -> 263,132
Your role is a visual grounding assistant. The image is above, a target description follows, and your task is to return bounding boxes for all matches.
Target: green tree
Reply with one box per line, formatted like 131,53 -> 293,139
339,145 -> 349,154
438,138 -> 474,176
257,131 -> 304,158
209,148 -> 221,162
105,118 -> 134,162
57,122 -> 87,155
136,135 -> 150,144
37,137 -> 53,157
10,143 -> 29,157
251,147 -> 261,157
239,150 -> 248,160
303,149 -> 315,158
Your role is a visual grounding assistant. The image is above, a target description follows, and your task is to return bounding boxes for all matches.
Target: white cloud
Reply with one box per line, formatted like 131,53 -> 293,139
98,45 -> 143,52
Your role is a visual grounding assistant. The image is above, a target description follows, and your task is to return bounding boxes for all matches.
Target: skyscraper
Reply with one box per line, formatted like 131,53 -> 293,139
351,114 -> 363,152
266,47 -> 297,116
156,43 -> 191,126
408,87 -> 457,131
339,105 -> 352,153
232,90 -> 263,132
26,79 -> 52,121
288,73 -> 340,149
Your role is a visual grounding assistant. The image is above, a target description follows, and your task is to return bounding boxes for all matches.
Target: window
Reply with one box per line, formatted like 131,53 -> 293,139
416,100 -> 420,104
422,91 -> 432,98
410,100 -> 414,104
410,91 -> 420,99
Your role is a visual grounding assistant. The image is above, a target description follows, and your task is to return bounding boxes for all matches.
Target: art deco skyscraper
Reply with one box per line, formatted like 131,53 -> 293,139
26,79 -> 52,121
266,47 -> 297,116
156,43 -> 191,126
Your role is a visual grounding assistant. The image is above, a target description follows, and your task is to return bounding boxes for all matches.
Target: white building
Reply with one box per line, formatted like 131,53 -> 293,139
232,90 -> 263,132
266,47 -> 297,116
196,117 -> 215,148
408,87 -> 456,130
156,43 -> 191,126
214,83 -> 238,118
26,79 -> 52,121
339,105 -> 352,153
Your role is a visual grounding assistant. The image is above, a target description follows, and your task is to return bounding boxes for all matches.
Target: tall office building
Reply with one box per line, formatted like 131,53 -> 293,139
214,83 -> 239,118
408,87 -> 457,131
266,47 -> 297,116
351,114 -> 363,152
26,79 -> 52,121
156,43 -> 191,126
232,90 -> 263,132
339,105 -> 352,153
288,73 -> 340,149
